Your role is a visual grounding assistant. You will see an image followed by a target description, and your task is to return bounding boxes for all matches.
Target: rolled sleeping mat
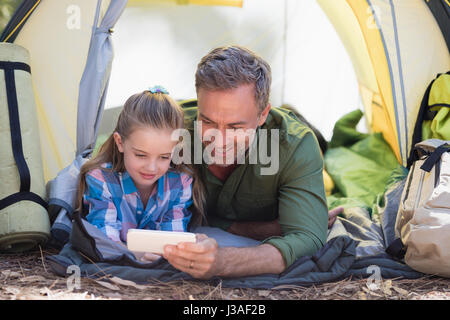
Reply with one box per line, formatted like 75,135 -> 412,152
0,43 -> 50,253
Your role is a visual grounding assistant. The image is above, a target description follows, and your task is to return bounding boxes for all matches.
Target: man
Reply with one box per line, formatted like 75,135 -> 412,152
162,45 -> 340,279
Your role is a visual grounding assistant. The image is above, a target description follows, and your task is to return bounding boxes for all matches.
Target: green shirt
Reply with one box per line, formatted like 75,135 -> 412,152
182,103 -> 328,267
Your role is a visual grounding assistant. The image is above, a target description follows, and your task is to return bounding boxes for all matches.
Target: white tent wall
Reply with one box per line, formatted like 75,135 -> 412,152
13,0 -> 112,182
104,0 -> 364,141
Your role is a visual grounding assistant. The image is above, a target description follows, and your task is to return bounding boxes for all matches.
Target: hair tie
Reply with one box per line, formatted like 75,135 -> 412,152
148,85 -> 169,94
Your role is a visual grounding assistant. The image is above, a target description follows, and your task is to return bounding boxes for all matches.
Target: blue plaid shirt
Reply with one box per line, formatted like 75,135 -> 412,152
83,163 -> 193,243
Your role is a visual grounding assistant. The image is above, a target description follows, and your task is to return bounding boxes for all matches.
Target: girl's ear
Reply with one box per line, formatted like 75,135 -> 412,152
113,132 -> 124,153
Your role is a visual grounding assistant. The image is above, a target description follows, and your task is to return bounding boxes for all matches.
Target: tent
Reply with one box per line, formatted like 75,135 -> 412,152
318,0 -> 449,167
0,0 -> 449,251
1,0 -> 448,184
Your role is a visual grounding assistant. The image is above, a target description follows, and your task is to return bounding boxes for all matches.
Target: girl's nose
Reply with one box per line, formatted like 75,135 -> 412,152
146,160 -> 157,172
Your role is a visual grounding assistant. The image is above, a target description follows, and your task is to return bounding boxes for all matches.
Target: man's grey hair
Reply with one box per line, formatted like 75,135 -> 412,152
195,45 -> 272,113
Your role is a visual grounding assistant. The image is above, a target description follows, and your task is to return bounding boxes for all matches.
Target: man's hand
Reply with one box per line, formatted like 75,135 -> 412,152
163,234 -> 285,279
163,234 -> 220,279
328,206 -> 344,228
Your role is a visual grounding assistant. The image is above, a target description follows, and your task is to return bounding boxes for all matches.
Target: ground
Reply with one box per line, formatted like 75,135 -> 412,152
1,246 -> 449,300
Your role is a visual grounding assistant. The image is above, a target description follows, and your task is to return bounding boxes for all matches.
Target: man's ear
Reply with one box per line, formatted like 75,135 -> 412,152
113,132 -> 124,153
257,104 -> 271,127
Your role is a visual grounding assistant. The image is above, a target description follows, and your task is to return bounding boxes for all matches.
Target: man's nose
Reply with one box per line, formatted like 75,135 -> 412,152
217,127 -> 234,147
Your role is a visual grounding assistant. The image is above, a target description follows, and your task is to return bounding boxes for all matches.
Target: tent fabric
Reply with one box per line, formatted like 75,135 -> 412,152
425,0 -> 450,51
10,0 -> 113,182
3,0 -> 448,181
47,154 -> 89,248
76,0 -> 127,156
128,0 -> 243,7
318,0 -> 450,167
0,0 -> 40,43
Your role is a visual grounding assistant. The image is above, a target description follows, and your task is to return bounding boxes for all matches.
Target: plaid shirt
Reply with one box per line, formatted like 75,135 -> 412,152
83,163 -> 193,243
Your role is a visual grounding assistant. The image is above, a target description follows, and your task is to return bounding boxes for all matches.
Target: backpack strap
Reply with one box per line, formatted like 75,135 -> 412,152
0,61 -> 48,211
420,143 -> 450,172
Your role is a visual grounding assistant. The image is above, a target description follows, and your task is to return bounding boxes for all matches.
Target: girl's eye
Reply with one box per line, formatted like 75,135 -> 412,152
135,154 -> 146,158
161,156 -> 171,160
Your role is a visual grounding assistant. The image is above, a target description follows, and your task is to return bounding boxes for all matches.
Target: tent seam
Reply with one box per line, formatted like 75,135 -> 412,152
366,0 -> 404,166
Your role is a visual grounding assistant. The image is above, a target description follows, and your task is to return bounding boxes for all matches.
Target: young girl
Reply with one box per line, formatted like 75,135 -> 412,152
76,86 -> 205,256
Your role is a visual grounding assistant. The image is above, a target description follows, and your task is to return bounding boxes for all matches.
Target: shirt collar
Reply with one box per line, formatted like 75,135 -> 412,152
121,171 -> 138,195
121,170 -> 165,200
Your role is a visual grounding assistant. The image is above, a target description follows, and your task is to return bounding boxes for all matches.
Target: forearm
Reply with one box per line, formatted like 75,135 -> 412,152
216,244 -> 286,277
227,220 -> 281,241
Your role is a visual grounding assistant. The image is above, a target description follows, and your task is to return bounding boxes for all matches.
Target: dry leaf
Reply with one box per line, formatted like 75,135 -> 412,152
382,280 -> 392,296
4,286 -> 20,295
258,290 -> 271,297
342,284 -> 358,290
322,286 -> 339,296
336,292 -> 352,298
415,291 -> 450,300
103,292 -> 122,299
1,270 -> 22,278
362,286 -> 383,297
95,280 -> 120,291
110,276 -> 147,290
358,291 -> 367,300
392,286 -> 409,296
19,275 -> 46,282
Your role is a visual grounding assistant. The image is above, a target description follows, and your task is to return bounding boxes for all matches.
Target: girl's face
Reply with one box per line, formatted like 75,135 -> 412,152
113,127 -> 178,194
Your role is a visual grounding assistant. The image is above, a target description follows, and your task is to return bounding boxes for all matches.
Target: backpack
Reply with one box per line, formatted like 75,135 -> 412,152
408,71 -> 450,167
387,139 -> 450,277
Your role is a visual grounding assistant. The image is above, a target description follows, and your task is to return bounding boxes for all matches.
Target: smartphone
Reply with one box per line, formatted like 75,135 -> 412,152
126,229 -> 196,254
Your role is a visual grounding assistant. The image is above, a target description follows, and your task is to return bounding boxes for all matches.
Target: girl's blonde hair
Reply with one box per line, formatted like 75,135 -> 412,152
76,90 -> 206,227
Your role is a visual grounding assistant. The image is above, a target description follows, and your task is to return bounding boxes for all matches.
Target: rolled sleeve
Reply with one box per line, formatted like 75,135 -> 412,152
262,132 -> 328,267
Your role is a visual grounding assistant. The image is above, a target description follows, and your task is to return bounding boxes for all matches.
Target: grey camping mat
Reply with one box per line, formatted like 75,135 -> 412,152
46,177 -> 423,288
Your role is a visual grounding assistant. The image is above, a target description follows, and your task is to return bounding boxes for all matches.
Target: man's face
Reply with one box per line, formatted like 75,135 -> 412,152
197,83 -> 270,166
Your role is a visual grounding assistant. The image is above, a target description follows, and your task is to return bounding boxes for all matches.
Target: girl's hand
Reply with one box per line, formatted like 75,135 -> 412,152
133,251 -> 162,262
